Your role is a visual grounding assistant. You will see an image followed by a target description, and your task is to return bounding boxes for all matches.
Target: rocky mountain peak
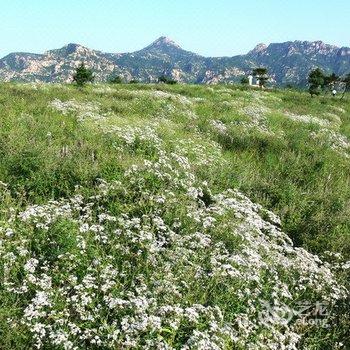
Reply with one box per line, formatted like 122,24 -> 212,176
64,43 -> 84,54
292,40 -> 339,55
248,43 -> 267,55
147,36 -> 181,49
46,43 -> 92,57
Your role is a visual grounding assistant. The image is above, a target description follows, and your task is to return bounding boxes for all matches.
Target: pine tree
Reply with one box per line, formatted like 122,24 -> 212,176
308,68 -> 324,97
252,68 -> 268,88
73,63 -> 94,87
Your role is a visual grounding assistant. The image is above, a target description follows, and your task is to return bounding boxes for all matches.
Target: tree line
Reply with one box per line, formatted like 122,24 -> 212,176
72,63 -> 178,87
72,62 -> 350,98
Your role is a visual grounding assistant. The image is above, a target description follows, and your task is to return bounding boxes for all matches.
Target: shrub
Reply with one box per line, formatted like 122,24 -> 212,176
158,75 -> 177,85
240,76 -> 249,85
108,75 -> 123,84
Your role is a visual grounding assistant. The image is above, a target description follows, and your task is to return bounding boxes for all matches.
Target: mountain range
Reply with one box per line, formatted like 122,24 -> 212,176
1,36 -> 349,86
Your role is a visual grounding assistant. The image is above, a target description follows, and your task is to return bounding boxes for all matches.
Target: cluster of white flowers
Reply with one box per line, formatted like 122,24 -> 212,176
50,99 -> 108,121
111,88 -> 194,106
154,100 -> 199,123
323,112 -> 342,126
311,129 -> 350,158
280,108 -> 350,157
0,180 -> 8,188
241,104 -> 270,120
329,105 -> 346,114
150,90 -> 193,105
237,104 -> 276,135
18,83 -> 51,91
3,86 -> 346,348
1,139 -> 348,349
284,112 -> 332,127
281,109 -> 349,158
103,123 -> 163,153
19,83 -> 70,91
216,88 -> 234,95
172,138 -> 223,167
50,99 -> 98,114
210,120 -> 227,134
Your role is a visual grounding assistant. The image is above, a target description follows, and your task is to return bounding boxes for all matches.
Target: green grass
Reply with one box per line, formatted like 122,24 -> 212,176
3,83 -> 348,255
0,82 -> 349,349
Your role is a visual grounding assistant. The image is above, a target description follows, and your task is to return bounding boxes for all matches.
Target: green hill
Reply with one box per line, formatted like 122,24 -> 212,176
0,83 -> 349,349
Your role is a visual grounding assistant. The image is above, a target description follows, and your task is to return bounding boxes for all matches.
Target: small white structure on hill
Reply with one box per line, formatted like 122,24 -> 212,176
248,74 -> 261,87
248,75 -> 253,86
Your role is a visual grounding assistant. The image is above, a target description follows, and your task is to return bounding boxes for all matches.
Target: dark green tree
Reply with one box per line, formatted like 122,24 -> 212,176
240,76 -> 249,85
308,68 -> 324,97
158,75 -> 168,83
108,75 -> 123,84
158,75 -> 177,85
252,68 -> 268,88
323,72 -> 339,91
341,73 -> 350,99
73,63 -> 94,87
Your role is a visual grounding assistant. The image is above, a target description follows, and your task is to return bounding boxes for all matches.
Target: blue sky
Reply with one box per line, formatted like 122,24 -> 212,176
1,0 -> 349,58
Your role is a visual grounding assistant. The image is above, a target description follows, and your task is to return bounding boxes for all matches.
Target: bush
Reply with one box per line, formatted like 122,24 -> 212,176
158,75 -> 177,84
240,77 -> 249,85
108,75 -> 123,84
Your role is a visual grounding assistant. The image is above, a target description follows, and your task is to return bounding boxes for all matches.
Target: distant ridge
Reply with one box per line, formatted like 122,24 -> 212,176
0,37 -> 349,85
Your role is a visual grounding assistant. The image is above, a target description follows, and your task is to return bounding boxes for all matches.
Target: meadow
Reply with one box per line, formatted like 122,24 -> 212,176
0,82 -> 349,349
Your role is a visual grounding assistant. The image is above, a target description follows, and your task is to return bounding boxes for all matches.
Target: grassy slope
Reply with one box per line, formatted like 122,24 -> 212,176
0,83 -> 349,349
1,83 -> 349,256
